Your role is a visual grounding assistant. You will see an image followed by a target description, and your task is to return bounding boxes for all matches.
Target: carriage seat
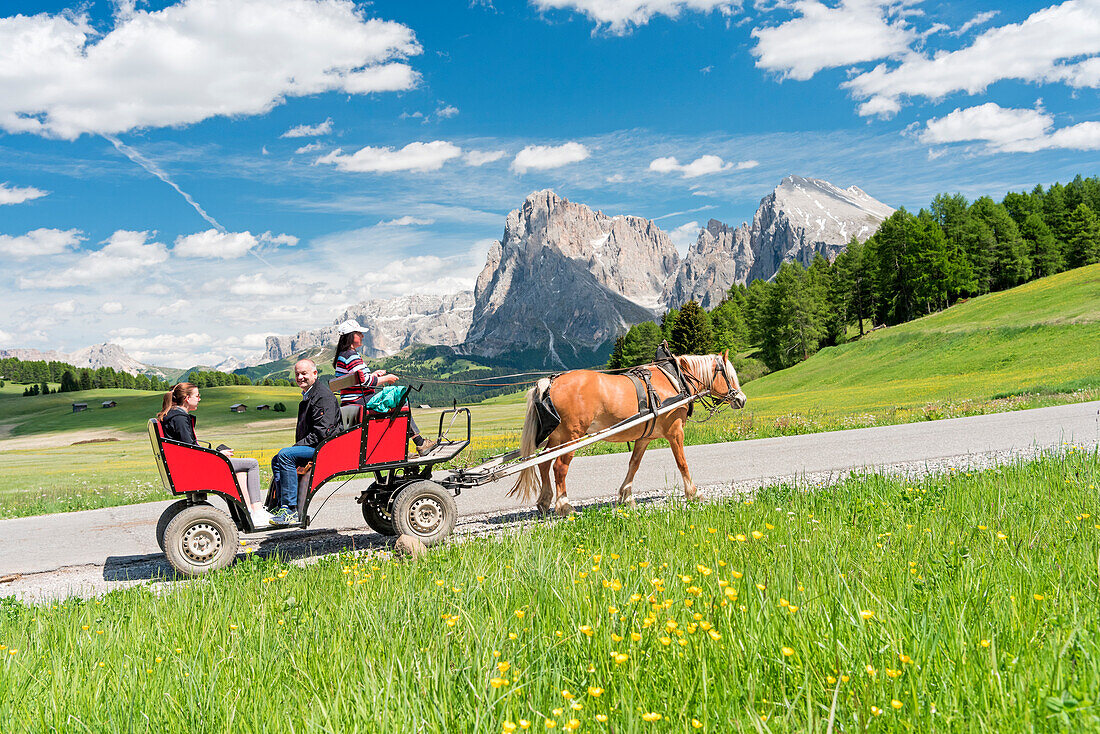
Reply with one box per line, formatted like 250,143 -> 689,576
147,418 -> 250,498
340,405 -> 363,431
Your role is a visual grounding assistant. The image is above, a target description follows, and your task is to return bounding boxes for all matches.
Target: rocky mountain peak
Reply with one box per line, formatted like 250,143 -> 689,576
663,175 -> 894,308
263,291 -> 474,363
464,190 -> 680,366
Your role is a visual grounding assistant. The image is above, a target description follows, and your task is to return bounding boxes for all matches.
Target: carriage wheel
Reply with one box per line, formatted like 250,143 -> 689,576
361,499 -> 397,536
163,504 -> 239,577
391,480 -> 456,546
155,499 -> 190,552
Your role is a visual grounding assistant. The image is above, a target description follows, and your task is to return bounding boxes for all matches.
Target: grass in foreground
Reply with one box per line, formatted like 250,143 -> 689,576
2,450 -> 1099,732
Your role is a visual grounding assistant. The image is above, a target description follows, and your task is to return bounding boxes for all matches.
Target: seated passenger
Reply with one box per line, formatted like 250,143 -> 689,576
268,359 -> 340,526
332,320 -> 435,456
156,383 -> 272,526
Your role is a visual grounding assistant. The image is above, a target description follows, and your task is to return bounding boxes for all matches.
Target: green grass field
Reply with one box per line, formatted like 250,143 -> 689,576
2,450 -> 1098,732
1,265 -> 1098,520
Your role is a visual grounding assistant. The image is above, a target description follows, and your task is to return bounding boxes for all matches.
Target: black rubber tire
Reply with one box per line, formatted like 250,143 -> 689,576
163,504 -> 239,577
390,480 -> 456,546
361,499 -> 397,536
155,500 -> 191,552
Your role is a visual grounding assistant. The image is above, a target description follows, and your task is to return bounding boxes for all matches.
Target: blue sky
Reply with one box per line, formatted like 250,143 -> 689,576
1,0 -> 1097,366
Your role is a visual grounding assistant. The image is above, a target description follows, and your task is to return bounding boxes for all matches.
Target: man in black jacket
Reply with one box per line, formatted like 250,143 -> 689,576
269,359 -> 340,525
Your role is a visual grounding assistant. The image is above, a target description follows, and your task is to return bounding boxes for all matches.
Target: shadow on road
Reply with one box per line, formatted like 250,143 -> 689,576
102,494 -> 675,583
102,528 -> 394,582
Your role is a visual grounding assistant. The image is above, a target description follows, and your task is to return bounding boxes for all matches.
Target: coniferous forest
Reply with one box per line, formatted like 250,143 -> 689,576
609,175 -> 1100,375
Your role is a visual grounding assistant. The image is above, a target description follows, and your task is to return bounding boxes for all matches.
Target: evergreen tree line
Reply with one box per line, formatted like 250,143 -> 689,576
1,357 -> 172,395
183,370 -> 295,388
609,175 -> 1100,373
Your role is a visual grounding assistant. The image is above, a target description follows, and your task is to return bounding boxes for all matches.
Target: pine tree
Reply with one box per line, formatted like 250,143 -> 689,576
621,321 -> 662,367
660,309 -> 679,342
759,262 -> 826,369
606,335 -> 626,369
832,238 -> 875,336
868,209 -> 919,325
1020,213 -> 1063,277
1065,203 -> 1100,267
669,301 -> 713,355
970,197 -> 1031,290
60,371 -> 79,393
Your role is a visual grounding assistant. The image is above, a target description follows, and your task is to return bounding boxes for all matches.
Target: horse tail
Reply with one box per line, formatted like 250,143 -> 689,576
508,378 -> 552,502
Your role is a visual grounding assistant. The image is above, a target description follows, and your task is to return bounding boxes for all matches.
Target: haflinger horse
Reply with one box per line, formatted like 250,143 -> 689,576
509,352 -> 748,516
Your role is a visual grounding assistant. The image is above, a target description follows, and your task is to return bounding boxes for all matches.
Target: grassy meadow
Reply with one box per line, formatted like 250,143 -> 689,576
1,449 -> 1098,731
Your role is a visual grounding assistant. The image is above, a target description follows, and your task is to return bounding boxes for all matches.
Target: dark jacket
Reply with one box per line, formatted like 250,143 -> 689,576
296,378 -> 340,447
162,407 -> 197,445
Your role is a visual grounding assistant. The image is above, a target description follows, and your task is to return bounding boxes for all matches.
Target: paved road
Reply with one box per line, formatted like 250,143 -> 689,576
1,401 -> 1097,593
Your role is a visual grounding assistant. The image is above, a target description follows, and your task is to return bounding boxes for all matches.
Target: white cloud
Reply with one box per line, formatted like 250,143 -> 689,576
669,221 -> 701,255
0,228 -> 82,259
173,229 -> 298,258
378,216 -> 434,226
511,142 -> 590,173
53,299 -> 77,315
464,149 -> 506,166
751,0 -> 914,81
151,299 -> 191,318
281,118 -> 333,138
845,1 -> 1100,115
435,104 -> 460,118
260,232 -> 300,247
101,301 -> 124,314
316,140 -> 463,172
606,173 -> 627,183
227,273 -> 293,296
0,182 -> 49,205
27,230 -> 168,288
174,230 -> 259,259
920,104 -> 1053,148
649,154 -> 755,178
953,10 -> 998,36
0,329 -> 13,344
294,142 -> 325,154
0,0 -> 421,139
532,0 -> 736,34
920,103 -> 1100,153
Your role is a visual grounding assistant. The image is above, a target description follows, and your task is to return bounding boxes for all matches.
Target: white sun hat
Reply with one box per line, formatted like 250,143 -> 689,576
336,319 -> 367,335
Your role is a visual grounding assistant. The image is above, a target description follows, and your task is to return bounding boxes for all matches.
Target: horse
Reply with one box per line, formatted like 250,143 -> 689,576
508,352 -> 747,516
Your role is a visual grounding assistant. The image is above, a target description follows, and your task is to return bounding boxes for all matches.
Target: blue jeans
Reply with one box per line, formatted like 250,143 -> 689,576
271,445 -> 316,510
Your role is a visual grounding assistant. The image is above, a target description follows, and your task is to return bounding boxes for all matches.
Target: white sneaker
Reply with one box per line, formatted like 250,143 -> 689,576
251,508 -> 274,526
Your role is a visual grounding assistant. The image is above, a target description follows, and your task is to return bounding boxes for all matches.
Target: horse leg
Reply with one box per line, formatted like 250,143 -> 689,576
535,460 -> 553,516
553,451 -> 576,517
617,439 -> 650,509
667,423 -> 700,501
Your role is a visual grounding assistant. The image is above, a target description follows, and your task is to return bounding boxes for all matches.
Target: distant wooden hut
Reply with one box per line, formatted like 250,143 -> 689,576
418,404 -> 431,409
229,403 -> 247,413
255,404 -> 270,411
101,400 -> 117,408
72,403 -> 88,413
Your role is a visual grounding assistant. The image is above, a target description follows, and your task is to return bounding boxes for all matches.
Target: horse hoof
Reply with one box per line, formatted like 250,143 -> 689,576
555,503 -> 575,517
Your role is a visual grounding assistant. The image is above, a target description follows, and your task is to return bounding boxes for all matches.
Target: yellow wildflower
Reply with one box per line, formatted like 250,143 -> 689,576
859,610 -> 874,620
580,625 -> 594,637
891,700 -> 903,710
781,647 -> 795,657
490,678 -> 508,689
642,713 -> 662,722
588,686 -> 603,697
595,714 -> 608,723
980,639 -> 990,648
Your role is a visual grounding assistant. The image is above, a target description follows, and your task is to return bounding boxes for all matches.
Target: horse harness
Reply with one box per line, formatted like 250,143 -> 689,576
625,354 -> 693,440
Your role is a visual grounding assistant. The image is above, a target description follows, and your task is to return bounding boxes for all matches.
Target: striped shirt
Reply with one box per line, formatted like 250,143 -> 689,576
334,349 -> 378,406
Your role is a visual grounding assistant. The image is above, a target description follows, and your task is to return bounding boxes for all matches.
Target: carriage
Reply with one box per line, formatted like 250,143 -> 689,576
149,351 -> 745,577
148,384 -> 473,576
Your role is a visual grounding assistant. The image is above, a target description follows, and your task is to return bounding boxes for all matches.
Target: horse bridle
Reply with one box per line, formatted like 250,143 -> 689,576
678,356 -> 741,420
